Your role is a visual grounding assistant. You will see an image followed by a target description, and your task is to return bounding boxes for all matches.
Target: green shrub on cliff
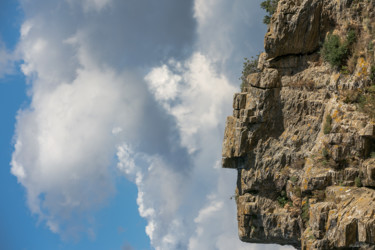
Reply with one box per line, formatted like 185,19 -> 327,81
321,34 -> 348,68
301,199 -> 310,224
277,190 -> 289,207
321,30 -> 357,68
355,177 -> 362,187
345,29 -> 357,46
370,65 -> 375,81
260,0 -> 280,24
323,114 -> 332,134
358,91 -> 375,119
240,56 -> 259,91
322,147 -> 329,159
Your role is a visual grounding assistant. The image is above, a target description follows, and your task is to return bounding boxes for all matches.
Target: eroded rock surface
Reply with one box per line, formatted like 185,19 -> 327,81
222,0 -> 375,249
265,0 -> 324,58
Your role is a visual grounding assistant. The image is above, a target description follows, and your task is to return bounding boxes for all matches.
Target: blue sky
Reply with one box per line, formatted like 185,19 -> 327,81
0,1 -> 293,249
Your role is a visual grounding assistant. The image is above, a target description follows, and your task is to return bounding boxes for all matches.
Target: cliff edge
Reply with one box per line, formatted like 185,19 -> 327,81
222,0 -> 375,249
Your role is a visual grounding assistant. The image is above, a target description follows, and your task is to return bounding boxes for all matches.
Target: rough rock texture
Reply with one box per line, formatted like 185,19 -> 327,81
265,0 -> 324,58
222,0 -> 375,249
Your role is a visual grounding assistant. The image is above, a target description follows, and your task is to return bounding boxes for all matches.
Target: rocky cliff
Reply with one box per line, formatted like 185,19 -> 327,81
222,0 -> 375,249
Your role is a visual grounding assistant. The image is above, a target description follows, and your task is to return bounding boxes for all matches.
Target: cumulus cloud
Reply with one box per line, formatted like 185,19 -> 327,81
12,46 -> 145,235
126,52 -> 239,249
117,146 -> 189,248
12,0 -> 293,249
80,0 -> 112,12
142,49 -> 291,249
0,40 -> 17,78
12,0 -> 193,237
146,53 -> 236,153
193,0 -> 266,80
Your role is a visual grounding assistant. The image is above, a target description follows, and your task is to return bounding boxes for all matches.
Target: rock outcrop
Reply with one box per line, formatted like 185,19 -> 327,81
265,0 -> 324,58
222,0 -> 375,249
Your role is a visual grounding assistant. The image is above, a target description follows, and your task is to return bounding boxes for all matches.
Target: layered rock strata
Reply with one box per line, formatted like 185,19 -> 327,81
222,0 -> 375,249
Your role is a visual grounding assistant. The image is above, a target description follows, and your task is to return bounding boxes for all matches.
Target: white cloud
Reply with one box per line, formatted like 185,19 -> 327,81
11,62 -> 145,235
146,53 -> 236,153
146,64 -> 180,102
0,40 -> 16,78
82,0 -> 112,12
12,0 -> 293,249
193,0 -> 266,81
143,50 -> 291,250
12,13 -> 147,235
116,143 -> 188,249
64,0 -> 112,12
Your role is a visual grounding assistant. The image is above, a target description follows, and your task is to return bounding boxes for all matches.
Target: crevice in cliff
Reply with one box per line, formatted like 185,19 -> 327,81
269,49 -> 321,76
270,49 -> 320,64
249,84 -> 281,90
363,186 -> 375,191
363,137 -> 375,159
222,156 -> 247,169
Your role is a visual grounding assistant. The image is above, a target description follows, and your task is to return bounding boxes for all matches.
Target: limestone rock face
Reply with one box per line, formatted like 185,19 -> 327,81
265,0 -> 324,59
264,0 -> 375,59
222,0 -> 375,249
246,68 -> 280,89
302,187 -> 375,249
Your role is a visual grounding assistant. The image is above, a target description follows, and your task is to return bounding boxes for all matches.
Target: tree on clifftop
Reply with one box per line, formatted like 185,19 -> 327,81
260,0 -> 279,24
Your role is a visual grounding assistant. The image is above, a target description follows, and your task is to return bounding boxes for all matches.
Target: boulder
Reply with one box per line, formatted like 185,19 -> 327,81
265,0 -> 323,59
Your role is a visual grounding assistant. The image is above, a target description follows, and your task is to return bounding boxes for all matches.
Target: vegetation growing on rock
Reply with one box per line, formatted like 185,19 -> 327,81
320,30 -> 356,69
323,115 -> 332,135
260,0 -> 279,24
301,199 -> 310,224
371,65 -> 375,81
277,190 -> 289,207
240,56 -> 259,91
355,177 -> 362,187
